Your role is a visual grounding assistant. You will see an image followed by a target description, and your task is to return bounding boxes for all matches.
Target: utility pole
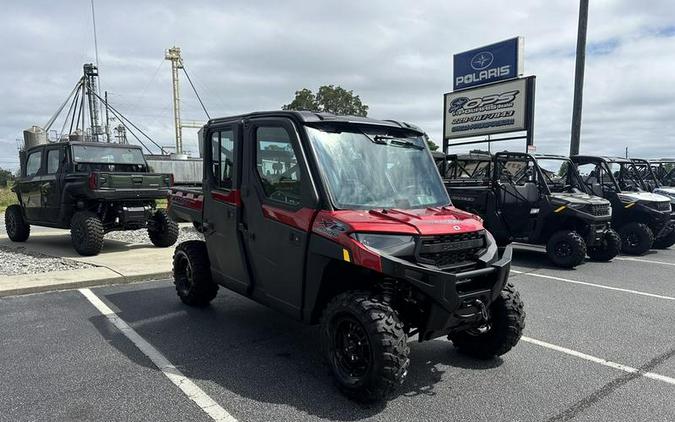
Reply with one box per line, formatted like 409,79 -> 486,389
165,46 -> 183,154
570,0 -> 589,156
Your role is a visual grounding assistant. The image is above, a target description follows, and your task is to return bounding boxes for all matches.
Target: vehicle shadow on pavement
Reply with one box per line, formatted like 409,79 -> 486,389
0,234 -> 151,259
511,248 -> 569,271
88,284 -> 504,420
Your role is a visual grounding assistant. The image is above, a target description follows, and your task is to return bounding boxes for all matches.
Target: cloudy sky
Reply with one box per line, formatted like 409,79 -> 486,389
1,0 -> 674,170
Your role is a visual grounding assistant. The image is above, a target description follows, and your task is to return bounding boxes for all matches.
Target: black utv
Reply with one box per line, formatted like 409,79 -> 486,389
648,159 -> 675,187
6,142 -> 178,255
571,156 -> 675,253
168,111 -> 525,402
440,152 -> 619,268
632,158 -> 675,207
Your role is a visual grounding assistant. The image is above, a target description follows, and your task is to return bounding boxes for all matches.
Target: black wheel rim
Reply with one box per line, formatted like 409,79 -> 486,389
332,315 -> 372,382
72,224 -> 85,244
555,240 -> 572,257
6,213 -> 16,235
175,252 -> 193,296
626,231 -> 640,248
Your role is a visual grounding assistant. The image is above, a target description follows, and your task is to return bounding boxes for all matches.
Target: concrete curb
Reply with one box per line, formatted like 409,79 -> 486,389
0,268 -> 172,297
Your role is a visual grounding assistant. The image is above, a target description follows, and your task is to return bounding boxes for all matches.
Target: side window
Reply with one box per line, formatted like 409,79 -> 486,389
46,149 -> 61,174
25,151 -> 42,177
211,129 -> 234,189
255,126 -> 302,206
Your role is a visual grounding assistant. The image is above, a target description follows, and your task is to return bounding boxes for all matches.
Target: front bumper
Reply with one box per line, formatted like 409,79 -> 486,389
380,245 -> 512,341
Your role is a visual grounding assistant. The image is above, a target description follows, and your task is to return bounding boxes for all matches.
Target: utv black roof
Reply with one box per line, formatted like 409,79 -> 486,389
532,153 -> 569,159
25,140 -> 144,153
207,110 -> 425,134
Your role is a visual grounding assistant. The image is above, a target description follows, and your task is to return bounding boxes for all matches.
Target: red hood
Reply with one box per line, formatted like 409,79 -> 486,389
319,207 -> 484,236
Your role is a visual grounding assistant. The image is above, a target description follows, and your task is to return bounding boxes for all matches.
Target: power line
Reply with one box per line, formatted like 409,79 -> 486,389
181,64 -> 211,120
92,91 -> 167,154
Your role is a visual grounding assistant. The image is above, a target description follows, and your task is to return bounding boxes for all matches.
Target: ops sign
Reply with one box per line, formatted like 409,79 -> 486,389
453,37 -> 523,91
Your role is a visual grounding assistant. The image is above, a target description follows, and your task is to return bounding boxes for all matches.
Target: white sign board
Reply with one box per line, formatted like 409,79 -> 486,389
444,78 -> 529,141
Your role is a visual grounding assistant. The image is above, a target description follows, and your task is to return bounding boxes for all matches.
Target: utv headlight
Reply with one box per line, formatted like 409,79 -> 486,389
479,230 -> 498,261
351,233 -> 416,256
566,203 -> 586,209
617,193 -> 638,203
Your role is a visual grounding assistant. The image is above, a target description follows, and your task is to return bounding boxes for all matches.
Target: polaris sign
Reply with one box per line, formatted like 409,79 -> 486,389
453,37 -> 523,90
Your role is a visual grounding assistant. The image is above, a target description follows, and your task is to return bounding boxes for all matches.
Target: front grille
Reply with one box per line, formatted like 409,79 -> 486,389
646,201 -> 672,212
585,203 -> 611,216
417,230 -> 485,269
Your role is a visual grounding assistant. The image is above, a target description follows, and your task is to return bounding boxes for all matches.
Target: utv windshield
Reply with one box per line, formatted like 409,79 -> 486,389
607,161 -> 645,191
633,161 -> 660,189
306,125 -> 450,210
536,158 -> 588,193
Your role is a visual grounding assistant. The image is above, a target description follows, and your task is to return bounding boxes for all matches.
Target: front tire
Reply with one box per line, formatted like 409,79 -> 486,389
5,204 -> 30,242
320,292 -> 410,403
70,211 -> 104,256
587,229 -> 621,261
173,240 -> 218,306
546,230 -> 587,268
618,222 -> 654,255
449,282 -> 525,359
653,226 -> 675,249
148,209 -> 179,247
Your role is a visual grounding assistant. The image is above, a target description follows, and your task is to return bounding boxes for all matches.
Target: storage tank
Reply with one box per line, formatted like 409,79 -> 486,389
23,126 -> 48,149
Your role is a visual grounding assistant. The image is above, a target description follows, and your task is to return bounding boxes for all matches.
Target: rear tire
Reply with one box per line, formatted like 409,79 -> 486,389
320,292 -> 410,403
587,229 -> 621,261
449,282 -> 525,359
70,211 -> 104,256
148,209 -> 179,247
546,230 -> 586,268
173,240 -> 218,306
618,223 -> 654,255
5,204 -> 30,242
653,226 -> 675,249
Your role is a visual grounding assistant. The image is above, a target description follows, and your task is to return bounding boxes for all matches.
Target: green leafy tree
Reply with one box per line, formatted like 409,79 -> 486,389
0,167 -> 15,187
282,85 -> 368,116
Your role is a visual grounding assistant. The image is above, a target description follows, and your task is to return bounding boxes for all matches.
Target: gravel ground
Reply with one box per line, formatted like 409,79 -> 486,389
0,246 -> 93,276
105,225 -> 203,244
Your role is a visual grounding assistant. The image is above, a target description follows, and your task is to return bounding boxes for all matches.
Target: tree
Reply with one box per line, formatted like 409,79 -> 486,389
0,167 -> 15,187
282,85 -> 368,116
427,139 -> 439,151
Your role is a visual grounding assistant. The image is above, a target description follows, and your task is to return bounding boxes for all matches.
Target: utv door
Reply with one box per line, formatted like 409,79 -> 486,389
202,125 -> 251,295
241,118 -> 317,318
41,145 -> 65,222
494,155 -> 541,238
19,147 -> 45,221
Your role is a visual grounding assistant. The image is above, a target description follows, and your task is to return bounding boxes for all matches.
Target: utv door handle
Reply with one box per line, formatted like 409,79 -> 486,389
289,232 -> 300,244
238,223 -> 255,241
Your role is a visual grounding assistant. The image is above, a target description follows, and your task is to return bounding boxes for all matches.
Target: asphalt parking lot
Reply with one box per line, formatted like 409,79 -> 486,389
1,247 -> 674,422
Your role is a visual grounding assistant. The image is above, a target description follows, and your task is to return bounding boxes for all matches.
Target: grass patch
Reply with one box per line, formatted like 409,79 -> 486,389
0,187 -> 17,213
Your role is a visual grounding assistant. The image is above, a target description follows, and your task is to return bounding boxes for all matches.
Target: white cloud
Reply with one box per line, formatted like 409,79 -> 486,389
0,0 -> 674,169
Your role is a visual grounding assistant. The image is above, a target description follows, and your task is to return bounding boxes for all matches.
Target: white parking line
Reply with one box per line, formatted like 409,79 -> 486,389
615,256 -> 675,267
522,336 -> 675,386
79,288 -> 237,422
511,270 -> 675,301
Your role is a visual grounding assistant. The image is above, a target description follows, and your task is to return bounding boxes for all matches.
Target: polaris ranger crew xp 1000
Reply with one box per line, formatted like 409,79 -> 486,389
168,111 -> 524,402
6,142 -> 178,255
571,156 -> 674,253
442,152 -> 618,268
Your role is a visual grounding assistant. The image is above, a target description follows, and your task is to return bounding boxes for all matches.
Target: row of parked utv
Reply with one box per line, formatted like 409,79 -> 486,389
434,152 -> 675,268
